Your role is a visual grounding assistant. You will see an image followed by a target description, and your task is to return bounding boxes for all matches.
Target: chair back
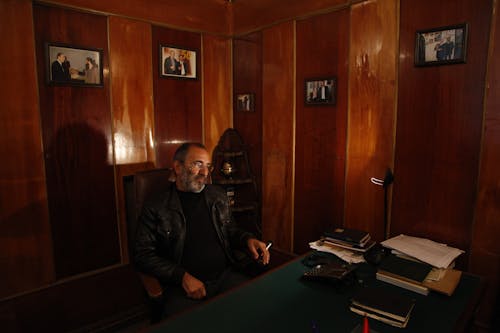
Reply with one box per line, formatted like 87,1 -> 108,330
124,168 -> 175,262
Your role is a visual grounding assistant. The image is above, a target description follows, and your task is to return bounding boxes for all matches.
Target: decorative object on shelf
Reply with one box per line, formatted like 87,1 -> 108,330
414,23 -> 468,67
221,160 -> 236,179
212,128 -> 261,237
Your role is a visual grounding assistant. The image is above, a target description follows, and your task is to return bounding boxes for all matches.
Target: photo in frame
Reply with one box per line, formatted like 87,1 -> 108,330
46,43 -> 103,86
160,45 -> 197,79
236,93 -> 255,112
415,23 -> 468,67
305,77 -> 336,106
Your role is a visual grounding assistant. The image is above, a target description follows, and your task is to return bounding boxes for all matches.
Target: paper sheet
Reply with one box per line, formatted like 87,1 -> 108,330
381,234 -> 464,268
309,240 -> 366,264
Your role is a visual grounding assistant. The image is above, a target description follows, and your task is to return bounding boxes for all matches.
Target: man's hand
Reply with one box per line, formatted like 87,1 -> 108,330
247,238 -> 271,265
182,272 -> 206,299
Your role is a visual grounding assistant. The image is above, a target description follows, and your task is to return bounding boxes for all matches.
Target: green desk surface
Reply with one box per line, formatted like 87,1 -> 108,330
147,255 -> 482,333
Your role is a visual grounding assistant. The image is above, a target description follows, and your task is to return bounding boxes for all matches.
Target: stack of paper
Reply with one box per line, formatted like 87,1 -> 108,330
309,240 -> 366,264
381,234 -> 464,268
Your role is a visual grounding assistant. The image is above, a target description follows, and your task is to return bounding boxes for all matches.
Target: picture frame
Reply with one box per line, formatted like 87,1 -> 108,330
305,77 -> 336,106
236,93 -> 255,112
160,44 -> 197,79
414,23 -> 468,67
46,42 -> 103,86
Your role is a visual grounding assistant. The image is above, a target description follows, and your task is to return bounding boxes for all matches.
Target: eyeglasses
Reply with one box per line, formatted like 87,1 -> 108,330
184,161 -> 214,173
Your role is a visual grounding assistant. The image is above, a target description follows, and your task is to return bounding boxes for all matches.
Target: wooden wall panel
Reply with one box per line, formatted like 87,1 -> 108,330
470,0 -> 500,323
0,265 -> 146,332
261,22 -> 295,252
294,10 -> 349,253
44,0 -> 230,35
34,4 -> 120,278
233,32 -> 263,197
394,0 -> 492,257
345,0 -> 398,241
0,0 -> 54,299
109,17 -> 155,165
152,26 -> 202,167
202,34 -> 233,153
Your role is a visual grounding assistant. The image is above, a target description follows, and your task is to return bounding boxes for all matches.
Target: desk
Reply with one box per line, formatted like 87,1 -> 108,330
146,255 -> 483,333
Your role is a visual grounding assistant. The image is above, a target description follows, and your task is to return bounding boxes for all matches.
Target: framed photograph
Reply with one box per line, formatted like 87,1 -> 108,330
305,77 -> 336,106
46,42 -> 103,86
415,23 -> 468,67
160,45 -> 197,79
236,93 -> 255,112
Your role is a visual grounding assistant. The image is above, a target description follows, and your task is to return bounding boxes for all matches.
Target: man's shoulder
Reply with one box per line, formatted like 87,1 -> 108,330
205,184 -> 225,194
144,181 -> 177,207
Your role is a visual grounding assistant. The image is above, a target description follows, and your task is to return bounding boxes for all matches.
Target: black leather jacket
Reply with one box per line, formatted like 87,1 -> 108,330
134,182 -> 254,285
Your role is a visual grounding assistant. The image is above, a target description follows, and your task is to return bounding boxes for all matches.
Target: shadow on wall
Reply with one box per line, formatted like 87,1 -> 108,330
45,122 -> 120,279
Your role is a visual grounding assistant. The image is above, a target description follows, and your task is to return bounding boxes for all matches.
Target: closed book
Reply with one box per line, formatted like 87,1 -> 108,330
350,304 -> 410,328
322,239 -> 376,253
324,228 -> 370,246
324,235 -> 372,248
350,287 -> 415,327
378,254 -> 433,282
376,271 -> 430,295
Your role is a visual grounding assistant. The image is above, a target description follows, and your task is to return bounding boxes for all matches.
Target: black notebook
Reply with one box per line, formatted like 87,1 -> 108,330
324,228 -> 370,245
378,254 -> 432,283
350,287 -> 416,328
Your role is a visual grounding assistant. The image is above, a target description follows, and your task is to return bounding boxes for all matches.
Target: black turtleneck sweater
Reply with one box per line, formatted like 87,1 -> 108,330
177,189 -> 228,281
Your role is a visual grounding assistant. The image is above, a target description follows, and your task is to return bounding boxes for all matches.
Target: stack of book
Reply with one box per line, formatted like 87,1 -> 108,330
322,227 -> 375,253
349,287 -> 416,328
377,235 -> 464,296
376,253 -> 462,296
376,254 -> 433,295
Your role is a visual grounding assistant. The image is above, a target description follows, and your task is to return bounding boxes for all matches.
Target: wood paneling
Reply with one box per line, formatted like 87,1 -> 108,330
0,265 -> 147,332
294,10 -> 349,253
34,4 -> 120,278
233,32 -> 263,197
345,0 -> 398,241
43,0 -> 230,35
0,0 -> 53,299
109,16 -> 155,165
202,34 -> 233,153
152,26 -> 202,167
394,0 -> 492,257
470,0 -> 500,324
261,22 -> 295,252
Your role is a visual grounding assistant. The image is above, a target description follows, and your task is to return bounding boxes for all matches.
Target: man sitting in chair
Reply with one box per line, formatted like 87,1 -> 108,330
134,142 -> 270,317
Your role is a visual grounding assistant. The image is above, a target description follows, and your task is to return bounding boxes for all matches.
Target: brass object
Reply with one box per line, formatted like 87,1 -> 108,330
221,160 -> 236,178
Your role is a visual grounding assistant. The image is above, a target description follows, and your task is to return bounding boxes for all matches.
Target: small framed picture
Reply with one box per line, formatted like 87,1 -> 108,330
160,44 -> 197,79
46,42 -> 103,86
415,23 -> 468,67
236,93 -> 255,112
305,77 -> 336,106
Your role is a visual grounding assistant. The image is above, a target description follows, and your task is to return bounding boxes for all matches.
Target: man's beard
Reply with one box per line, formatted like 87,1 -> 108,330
179,169 -> 207,193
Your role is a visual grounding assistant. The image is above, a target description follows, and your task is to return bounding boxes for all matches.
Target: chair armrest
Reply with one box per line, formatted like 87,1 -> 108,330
139,272 -> 164,299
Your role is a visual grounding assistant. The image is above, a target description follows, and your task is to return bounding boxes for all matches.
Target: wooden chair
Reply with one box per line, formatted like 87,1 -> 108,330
123,168 -> 176,323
